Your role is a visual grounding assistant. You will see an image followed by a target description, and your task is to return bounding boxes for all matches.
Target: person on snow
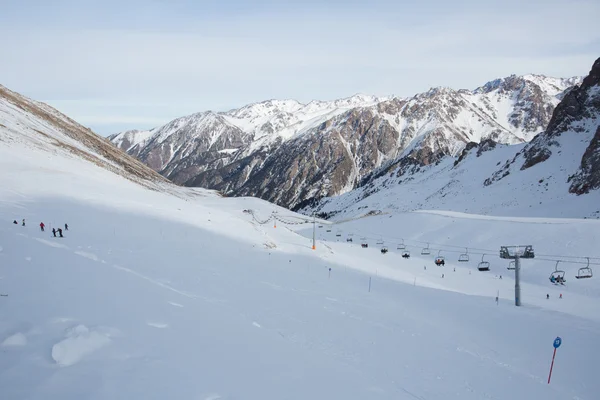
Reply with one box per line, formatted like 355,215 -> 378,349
13,220 -> 17,224
57,228 -> 63,238
22,219 -> 25,226
40,222 -> 45,232
52,228 -> 57,237
546,294 -> 550,299
64,223 -> 68,231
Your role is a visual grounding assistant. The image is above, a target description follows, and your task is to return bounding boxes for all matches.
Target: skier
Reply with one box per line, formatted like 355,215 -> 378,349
546,294 -> 550,299
22,219 -> 25,226
52,228 -> 56,237
64,223 -> 68,231
13,220 -> 17,224
57,228 -> 63,238
40,222 -> 45,232
559,293 -> 563,299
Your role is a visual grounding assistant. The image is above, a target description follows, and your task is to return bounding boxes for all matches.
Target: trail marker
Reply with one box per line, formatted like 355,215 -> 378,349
548,336 -> 562,384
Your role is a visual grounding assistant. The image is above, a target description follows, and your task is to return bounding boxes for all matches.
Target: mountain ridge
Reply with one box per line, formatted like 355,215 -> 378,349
110,73 -> 582,209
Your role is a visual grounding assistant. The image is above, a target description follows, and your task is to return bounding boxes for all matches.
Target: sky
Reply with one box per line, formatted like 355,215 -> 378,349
1,0 -> 599,136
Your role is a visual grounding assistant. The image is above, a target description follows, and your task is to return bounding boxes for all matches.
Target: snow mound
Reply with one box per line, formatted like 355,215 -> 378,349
51,325 -> 111,367
1,333 -> 27,347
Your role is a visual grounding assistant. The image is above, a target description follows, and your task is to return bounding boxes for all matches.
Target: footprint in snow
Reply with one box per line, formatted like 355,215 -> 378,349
168,301 -> 184,308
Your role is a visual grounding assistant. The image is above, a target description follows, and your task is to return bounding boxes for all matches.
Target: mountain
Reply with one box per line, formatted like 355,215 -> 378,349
111,74 -> 581,209
0,84 -> 167,189
1,81 -> 599,400
303,58 -> 600,220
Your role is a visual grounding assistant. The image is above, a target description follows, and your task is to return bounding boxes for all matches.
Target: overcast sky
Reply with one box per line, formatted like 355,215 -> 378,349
1,0 -> 598,135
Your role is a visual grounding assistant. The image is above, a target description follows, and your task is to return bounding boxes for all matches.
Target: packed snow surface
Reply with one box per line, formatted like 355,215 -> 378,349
1,135 -> 599,399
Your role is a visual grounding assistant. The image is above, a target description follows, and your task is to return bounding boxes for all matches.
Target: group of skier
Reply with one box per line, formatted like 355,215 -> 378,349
14,219 -> 68,238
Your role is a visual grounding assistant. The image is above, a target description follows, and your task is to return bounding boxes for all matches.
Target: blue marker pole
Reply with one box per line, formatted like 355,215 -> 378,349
548,336 -> 562,384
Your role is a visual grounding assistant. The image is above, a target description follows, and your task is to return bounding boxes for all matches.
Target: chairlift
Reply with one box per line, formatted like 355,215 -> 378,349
435,250 -> 445,266
376,238 -> 384,245
361,237 -> 368,248
507,261 -> 516,270
346,237 -> 353,243
477,254 -> 490,271
421,243 -> 431,256
326,229 -> 332,232
549,261 -> 566,284
336,229 -> 342,237
397,239 -> 406,250
575,257 -> 593,279
381,246 -> 388,254
458,248 -> 469,262
318,225 -> 323,228
402,251 -> 411,259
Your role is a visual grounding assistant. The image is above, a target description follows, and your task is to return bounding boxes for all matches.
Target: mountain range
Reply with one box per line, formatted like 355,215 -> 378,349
109,73 -> 583,210
306,58 -> 600,219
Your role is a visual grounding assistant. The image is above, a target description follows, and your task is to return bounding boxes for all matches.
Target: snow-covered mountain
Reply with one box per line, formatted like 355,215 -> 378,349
0,84 -> 166,188
111,74 -> 581,209
1,79 -> 599,400
304,58 -> 600,219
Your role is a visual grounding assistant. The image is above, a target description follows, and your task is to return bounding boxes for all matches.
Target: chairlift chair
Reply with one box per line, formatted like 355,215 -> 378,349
507,261 -> 516,270
575,257 -> 593,279
336,230 -> 342,237
361,237 -> 368,248
421,243 -> 431,256
346,237 -> 353,242
397,239 -> 406,250
326,229 -> 332,232
477,254 -> 490,271
376,238 -> 384,245
458,248 -> 469,262
381,246 -> 388,254
549,262 -> 566,284
402,251 -> 411,259
435,250 -> 445,266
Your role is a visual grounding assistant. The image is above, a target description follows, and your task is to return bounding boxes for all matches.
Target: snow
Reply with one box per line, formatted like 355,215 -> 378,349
1,109 -> 599,399
51,325 -> 113,367
2,333 -> 27,347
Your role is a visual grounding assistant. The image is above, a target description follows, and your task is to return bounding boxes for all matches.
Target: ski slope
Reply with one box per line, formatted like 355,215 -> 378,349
1,138 -> 599,400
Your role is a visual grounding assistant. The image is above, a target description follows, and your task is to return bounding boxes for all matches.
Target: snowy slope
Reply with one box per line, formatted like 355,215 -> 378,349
1,90 -> 600,400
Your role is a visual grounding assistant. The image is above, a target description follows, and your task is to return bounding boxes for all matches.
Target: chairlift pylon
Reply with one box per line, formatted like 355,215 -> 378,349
478,254 -> 490,271
458,248 -> 469,262
575,257 -> 593,279
421,243 -> 431,256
